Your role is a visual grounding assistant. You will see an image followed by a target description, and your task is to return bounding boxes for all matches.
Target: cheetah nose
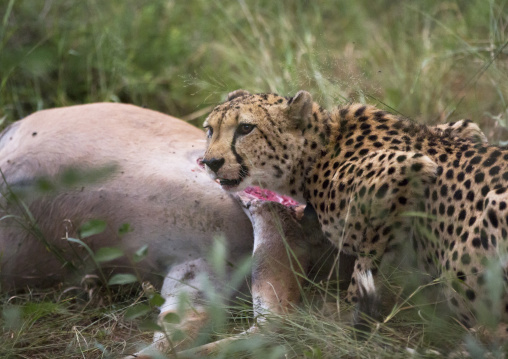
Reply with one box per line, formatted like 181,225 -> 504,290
202,157 -> 225,173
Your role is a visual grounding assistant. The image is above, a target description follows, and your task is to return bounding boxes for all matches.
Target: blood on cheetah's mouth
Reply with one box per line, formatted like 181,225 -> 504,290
196,157 -> 243,190
215,177 -> 243,190
196,157 -> 246,190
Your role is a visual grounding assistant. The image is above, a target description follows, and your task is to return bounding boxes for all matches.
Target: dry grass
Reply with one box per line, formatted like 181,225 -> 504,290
0,285 -> 154,359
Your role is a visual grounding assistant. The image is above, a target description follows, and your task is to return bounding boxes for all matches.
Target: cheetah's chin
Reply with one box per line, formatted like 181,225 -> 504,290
215,177 -> 243,191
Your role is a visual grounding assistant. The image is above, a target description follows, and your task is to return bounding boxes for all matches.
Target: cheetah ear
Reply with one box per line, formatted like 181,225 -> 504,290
288,90 -> 313,129
227,89 -> 250,101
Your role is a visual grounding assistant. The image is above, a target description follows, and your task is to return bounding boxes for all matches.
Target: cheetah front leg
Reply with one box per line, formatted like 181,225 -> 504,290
323,150 -> 439,331
345,255 -> 383,332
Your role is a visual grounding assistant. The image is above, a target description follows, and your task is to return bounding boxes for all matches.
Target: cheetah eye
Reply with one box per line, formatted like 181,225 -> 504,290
204,126 -> 213,138
237,124 -> 255,136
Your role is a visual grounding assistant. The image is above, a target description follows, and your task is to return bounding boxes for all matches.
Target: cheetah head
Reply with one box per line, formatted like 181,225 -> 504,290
202,89 -> 314,197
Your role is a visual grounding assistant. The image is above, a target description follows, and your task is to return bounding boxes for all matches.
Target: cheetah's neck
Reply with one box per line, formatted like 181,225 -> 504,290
290,102 -> 427,203
286,104 -> 333,202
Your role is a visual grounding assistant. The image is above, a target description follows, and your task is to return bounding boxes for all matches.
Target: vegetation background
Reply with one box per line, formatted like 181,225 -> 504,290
0,0 -> 507,358
1,0 -> 507,132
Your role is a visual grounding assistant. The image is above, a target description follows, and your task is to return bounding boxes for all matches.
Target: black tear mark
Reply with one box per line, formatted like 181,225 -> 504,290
231,132 -> 249,177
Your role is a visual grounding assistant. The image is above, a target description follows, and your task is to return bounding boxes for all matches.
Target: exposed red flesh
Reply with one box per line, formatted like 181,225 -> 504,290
244,186 -> 300,206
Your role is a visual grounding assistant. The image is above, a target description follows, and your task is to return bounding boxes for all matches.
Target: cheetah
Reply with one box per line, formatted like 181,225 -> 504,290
202,89 -> 508,333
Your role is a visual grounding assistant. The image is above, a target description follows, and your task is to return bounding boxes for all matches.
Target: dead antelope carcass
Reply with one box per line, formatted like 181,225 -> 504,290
0,103 -> 257,289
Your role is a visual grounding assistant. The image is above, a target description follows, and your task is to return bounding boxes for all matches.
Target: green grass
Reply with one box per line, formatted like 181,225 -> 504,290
1,0 -> 508,358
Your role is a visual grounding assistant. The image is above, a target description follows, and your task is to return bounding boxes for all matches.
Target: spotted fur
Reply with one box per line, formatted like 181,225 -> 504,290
202,90 -> 508,331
